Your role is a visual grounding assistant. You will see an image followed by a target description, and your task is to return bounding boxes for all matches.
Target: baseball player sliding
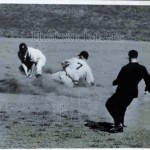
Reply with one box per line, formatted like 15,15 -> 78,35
18,43 -> 46,78
52,51 -> 95,87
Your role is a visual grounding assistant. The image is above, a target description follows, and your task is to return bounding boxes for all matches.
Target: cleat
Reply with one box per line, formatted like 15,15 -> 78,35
109,125 -> 123,133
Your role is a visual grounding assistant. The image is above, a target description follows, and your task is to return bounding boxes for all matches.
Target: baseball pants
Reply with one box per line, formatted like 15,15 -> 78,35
51,71 -> 74,87
35,56 -> 46,75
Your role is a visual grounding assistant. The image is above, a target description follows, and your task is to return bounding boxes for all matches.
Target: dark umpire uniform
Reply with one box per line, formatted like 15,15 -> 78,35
106,50 -> 150,133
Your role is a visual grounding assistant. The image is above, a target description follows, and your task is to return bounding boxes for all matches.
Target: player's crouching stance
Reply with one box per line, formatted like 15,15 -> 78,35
18,43 -> 46,78
52,51 -> 95,87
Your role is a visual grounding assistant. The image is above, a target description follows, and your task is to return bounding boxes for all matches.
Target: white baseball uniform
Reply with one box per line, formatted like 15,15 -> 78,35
52,57 -> 94,87
26,47 -> 46,75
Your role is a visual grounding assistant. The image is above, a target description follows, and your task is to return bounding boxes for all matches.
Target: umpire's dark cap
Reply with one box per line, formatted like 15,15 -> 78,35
78,51 -> 89,60
19,43 -> 27,53
128,50 -> 138,58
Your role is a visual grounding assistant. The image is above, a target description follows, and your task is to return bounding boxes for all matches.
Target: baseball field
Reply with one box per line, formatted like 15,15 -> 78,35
0,37 -> 150,148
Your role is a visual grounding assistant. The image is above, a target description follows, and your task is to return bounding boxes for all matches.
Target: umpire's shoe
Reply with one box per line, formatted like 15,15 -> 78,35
109,124 -> 123,133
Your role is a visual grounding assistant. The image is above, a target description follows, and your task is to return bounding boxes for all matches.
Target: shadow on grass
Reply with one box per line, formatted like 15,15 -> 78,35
85,120 -> 114,133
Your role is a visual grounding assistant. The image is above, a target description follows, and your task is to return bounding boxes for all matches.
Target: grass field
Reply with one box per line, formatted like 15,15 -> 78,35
1,5 -> 150,41
0,38 -> 150,148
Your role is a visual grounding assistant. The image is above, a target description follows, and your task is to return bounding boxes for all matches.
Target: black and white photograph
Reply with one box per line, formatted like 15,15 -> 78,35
0,1 -> 150,148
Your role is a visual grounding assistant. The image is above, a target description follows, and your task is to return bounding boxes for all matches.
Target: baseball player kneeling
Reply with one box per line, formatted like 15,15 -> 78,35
52,51 -> 95,87
18,43 -> 46,78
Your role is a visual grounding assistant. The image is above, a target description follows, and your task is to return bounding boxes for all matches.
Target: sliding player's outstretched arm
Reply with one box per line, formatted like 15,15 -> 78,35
86,67 -> 95,86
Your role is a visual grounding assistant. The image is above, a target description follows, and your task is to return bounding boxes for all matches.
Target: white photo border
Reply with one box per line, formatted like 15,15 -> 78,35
0,0 -> 150,5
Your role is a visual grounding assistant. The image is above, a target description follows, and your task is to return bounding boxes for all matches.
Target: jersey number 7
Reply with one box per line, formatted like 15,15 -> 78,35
76,62 -> 83,70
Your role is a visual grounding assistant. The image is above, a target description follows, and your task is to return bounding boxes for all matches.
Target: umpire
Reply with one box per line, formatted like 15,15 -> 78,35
106,50 -> 150,133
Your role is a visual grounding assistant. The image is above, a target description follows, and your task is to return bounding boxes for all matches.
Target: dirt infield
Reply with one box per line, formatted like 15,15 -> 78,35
0,38 -> 150,148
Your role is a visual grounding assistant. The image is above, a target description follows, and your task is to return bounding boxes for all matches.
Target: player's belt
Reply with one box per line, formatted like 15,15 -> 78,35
64,70 -> 78,84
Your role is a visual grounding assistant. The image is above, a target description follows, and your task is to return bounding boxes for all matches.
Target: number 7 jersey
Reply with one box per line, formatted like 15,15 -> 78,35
62,57 -> 94,85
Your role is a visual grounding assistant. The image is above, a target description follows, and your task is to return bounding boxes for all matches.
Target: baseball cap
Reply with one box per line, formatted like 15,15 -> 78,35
19,43 -> 27,53
128,50 -> 138,58
78,51 -> 89,60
